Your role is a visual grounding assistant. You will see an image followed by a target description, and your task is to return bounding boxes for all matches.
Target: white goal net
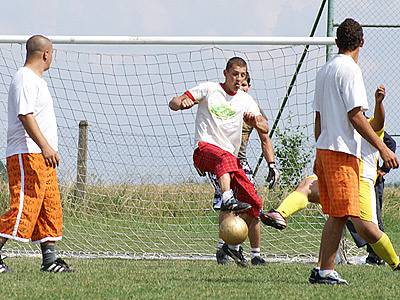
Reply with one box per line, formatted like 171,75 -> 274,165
0,37 -> 337,261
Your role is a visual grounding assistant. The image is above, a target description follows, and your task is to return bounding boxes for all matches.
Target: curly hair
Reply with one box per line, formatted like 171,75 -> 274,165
336,18 -> 363,51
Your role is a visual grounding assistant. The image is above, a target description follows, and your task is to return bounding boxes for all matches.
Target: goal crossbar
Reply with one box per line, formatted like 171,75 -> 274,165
0,35 -> 335,45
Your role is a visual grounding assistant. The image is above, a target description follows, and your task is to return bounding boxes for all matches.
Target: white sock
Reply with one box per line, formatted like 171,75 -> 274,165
222,190 -> 234,202
319,269 -> 334,277
228,244 -> 240,251
216,239 -> 224,250
251,248 -> 261,258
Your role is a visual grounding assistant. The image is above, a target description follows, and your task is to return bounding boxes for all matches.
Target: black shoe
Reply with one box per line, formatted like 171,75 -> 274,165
41,258 -> 73,273
365,253 -> 385,266
220,197 -> 251,213
308,267 -> 319,283
216,248 -> 229,265
309,269 -> 348,285
221,244 -> 248,267
251,256 -> 267,266
393,264 -> 400,271
0,257 -> 11,273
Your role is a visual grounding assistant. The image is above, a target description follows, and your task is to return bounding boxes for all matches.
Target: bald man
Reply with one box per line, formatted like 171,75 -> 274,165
0,35 -> 72,273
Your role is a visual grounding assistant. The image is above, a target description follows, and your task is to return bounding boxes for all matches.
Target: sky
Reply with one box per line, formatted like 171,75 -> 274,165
1,0 -> 328,38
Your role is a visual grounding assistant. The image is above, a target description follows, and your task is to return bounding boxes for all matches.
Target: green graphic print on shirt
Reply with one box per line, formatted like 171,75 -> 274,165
209,102 -> 236,120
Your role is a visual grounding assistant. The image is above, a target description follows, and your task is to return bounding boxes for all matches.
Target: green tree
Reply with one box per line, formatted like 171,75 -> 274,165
274,123 -> 311,188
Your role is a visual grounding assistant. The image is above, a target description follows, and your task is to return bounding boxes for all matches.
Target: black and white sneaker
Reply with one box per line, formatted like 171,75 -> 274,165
309,269 -> 348,285
365,253 -> 385,266
308,267 -> 319,283
0,257 -> 11,273
251,256 -> 267,266
221,244 -> 248,267
41,258 -> 73,273
220,197 -> 251,213
216,248 -> 229,265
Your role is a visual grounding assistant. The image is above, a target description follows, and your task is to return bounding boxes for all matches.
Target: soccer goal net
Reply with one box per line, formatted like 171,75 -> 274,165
0,36 -> 341,262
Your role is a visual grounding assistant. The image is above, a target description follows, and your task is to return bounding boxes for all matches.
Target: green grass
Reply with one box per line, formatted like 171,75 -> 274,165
1,258 -> 399,300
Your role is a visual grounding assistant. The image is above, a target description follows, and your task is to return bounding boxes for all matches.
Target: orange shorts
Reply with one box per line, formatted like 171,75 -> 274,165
0,153 -> 63,243
315,149 -> 360,218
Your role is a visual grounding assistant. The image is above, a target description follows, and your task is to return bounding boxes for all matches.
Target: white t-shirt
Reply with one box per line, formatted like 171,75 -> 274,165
6,67 -> 58,157
360,120 -> 384,181
186,82 -> 261,156
313,54 -> 369,158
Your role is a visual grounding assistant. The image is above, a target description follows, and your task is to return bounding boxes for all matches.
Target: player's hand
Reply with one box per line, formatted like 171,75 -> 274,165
42,146 -> 60,168
380,147 -> 399,169
243,112 -> 257,126
181,98 -> 196,110
244,113 -> 268,134
376,169 -> 386,184
266,162 -> 279,189
375,84 -> 385,104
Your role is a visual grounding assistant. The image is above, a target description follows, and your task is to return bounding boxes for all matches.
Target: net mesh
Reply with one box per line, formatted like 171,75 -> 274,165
0,43 -> 327,261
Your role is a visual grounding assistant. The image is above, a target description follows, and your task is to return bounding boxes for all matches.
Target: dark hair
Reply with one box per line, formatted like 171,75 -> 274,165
336,18 -> 363,51
225,57 -> 247,71
245,72 -> 251,85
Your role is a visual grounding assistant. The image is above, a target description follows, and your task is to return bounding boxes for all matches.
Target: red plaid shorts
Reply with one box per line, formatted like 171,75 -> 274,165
193,142 -> 262,218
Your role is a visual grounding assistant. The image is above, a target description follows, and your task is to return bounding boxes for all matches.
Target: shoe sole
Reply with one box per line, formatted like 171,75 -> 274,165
220,205 -> 252,213
261,215 -> 287,230
312,279 -> 348,285
251,261 -> 267,266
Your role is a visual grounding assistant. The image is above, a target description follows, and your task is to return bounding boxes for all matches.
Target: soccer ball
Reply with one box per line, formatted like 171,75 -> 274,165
219,215 -> 248,245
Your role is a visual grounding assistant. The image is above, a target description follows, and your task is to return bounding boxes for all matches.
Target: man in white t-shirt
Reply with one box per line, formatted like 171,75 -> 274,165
311,18 -> 398,285
0,35 -> 72,273
169,57 -> 269,267
207,74 -> 279,266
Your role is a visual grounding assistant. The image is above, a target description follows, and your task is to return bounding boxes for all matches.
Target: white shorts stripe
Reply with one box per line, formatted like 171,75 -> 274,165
12,154 -> 25,237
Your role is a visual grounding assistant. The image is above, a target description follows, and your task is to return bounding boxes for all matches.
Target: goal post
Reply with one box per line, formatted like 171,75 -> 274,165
0,36 -> 338,261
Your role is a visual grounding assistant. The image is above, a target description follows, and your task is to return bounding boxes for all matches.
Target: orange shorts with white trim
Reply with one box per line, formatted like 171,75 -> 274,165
0,153 -> 63,243
314,149 -> 360,218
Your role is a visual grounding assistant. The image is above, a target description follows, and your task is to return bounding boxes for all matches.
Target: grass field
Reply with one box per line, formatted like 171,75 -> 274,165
0,186 -> 399,299
1,258 -> 399,299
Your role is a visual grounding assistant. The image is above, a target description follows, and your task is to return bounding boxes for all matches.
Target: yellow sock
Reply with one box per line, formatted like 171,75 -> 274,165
370,233 -> 400,269
276,191 -> 309,218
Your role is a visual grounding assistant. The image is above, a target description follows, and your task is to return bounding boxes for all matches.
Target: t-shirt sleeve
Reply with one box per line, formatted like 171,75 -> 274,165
247,96 -> 261,116
312,71 -> 322,112
185,82 -> 210,103
15,73 -> 38,116
341,66 -> 369,112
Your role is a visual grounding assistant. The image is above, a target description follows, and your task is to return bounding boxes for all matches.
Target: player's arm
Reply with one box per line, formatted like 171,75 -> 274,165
380,132 -> 397,175
18,113 -> 60,168
169,93 -> 197,111
257,129 -> 280,189
370,85 -> 385,131
314,111 -> 321,142
243,113 -> 268,134
348,107 -> 398,169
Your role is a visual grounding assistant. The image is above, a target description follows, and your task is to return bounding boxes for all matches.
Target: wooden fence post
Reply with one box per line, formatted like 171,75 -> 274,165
75,120 -> 88,199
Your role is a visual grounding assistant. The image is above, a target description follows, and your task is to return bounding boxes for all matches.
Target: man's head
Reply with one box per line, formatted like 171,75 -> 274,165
240,72 -> 251,93
25,35 -> 53,71
223,57 -> 247,94
336,18 -> 364,52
